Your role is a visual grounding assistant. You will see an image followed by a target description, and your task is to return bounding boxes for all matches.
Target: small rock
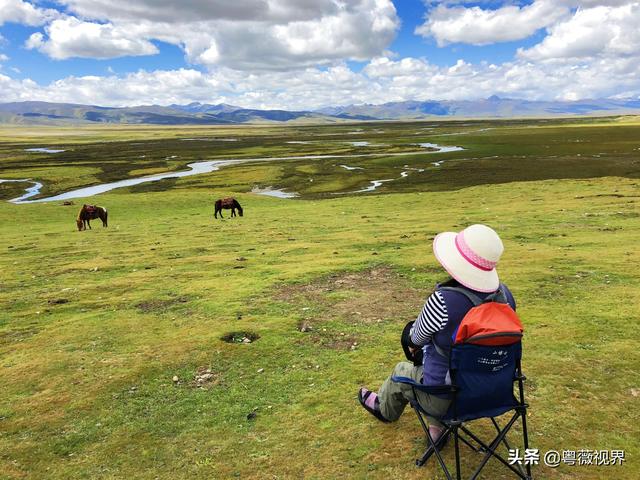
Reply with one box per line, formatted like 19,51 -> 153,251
257,368 -> 264,373
247,411 -> 257,421
236,257 -> 247,261
242,337 -> 252,344
172,376 -> 179,383
371,252 -> 378,256
299,322 -> 313,332
631,388 -> 639,397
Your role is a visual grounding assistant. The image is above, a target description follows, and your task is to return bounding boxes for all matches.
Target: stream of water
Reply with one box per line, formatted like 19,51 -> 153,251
2,143 -> 464,204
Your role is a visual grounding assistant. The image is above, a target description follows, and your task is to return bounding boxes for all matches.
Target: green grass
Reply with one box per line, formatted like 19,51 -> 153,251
1,118 -> 639,479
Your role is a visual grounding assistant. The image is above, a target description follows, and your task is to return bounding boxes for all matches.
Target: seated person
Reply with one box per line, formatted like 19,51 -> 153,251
358,224 -> 516,442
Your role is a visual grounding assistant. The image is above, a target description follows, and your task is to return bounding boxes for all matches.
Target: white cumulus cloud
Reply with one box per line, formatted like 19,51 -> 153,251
518,2 -> 640,60
416,0 -> 569,46
0,0 -> 59,26
25,17 -> 159,59
20,0 -> 399,69
1,51 -> 640,110
58,0 -> 341,23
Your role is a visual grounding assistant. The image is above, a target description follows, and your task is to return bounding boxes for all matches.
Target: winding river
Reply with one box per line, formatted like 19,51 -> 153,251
2,143 -> 464,204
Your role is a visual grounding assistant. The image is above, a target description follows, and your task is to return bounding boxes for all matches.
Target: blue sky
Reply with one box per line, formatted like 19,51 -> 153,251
0,1 -> 639,108
3,0 -> 541,82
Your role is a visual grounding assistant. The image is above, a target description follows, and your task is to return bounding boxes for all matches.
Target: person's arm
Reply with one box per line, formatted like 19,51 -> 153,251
409,291 -> 449,347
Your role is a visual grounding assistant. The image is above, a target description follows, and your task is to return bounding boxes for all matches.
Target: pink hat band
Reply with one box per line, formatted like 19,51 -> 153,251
454,232 -> 497,272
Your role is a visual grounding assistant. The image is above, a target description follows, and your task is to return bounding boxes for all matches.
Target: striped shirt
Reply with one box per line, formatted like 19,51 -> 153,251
410,291 -> 448,346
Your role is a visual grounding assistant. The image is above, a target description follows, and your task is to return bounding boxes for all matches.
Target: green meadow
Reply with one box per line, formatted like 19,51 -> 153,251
1,118 -> 639,479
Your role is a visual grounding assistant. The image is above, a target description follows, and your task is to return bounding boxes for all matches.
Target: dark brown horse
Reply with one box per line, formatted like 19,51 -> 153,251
77,204 -> 108,231
214,197 -> 243,218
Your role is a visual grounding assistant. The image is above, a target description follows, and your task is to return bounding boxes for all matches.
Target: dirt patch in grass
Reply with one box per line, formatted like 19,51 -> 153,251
48,298 -> 70,305
191,367 -> 222,389
221,331 -> 260,344
0,326 -> 40,345
277,266 -> 428,329
135,295 -> 190,313
313,332 -> 360,351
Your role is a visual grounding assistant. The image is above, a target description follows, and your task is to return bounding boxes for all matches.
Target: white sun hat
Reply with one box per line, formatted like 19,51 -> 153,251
433,224 -> 504,293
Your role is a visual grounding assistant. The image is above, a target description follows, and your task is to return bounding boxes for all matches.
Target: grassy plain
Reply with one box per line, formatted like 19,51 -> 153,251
1,117 -> 639,479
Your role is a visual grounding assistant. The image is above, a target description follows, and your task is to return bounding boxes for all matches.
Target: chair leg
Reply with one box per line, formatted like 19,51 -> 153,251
457,429 -> 483,453
454,426 -> 462,480
459,413 -> 529,480
491,417 -> 526,477
519,409 -> 533,480
413,408 -> 453,479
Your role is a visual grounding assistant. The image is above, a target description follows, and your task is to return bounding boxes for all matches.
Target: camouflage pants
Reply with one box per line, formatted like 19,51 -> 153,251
377,361 -> 451,427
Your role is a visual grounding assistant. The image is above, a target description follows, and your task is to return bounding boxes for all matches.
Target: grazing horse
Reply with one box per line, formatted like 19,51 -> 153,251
77,204 -> 108,231
214,197 -> 243,219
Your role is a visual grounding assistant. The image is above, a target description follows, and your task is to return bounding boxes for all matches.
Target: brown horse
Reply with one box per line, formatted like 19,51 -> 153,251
214,197 -> 243,219
77,204 -> 108,231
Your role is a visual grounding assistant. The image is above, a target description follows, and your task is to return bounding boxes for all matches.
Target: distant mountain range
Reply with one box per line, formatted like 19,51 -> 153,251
1,97 -> 640,125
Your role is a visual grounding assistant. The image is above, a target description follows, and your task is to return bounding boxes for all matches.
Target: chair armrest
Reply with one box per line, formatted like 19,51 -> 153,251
391,376 -> 455,395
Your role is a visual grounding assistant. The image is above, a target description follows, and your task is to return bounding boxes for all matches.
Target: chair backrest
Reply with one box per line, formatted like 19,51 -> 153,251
444,342 -> 522,422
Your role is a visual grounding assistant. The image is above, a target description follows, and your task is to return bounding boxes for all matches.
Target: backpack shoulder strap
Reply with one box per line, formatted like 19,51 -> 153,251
482,284 -> 508,304
432,285 -> 481,359
433,284 -> 504,358
437,286 -> 483,306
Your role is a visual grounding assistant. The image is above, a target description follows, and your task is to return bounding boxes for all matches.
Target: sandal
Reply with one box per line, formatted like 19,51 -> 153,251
358,387 -> 391,423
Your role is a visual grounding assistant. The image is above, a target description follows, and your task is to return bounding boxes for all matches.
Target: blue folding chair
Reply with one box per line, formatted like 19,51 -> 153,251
392,341 -> 532,479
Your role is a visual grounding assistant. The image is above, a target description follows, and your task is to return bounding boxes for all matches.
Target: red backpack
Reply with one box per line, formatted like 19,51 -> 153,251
439,285 -> 523,346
